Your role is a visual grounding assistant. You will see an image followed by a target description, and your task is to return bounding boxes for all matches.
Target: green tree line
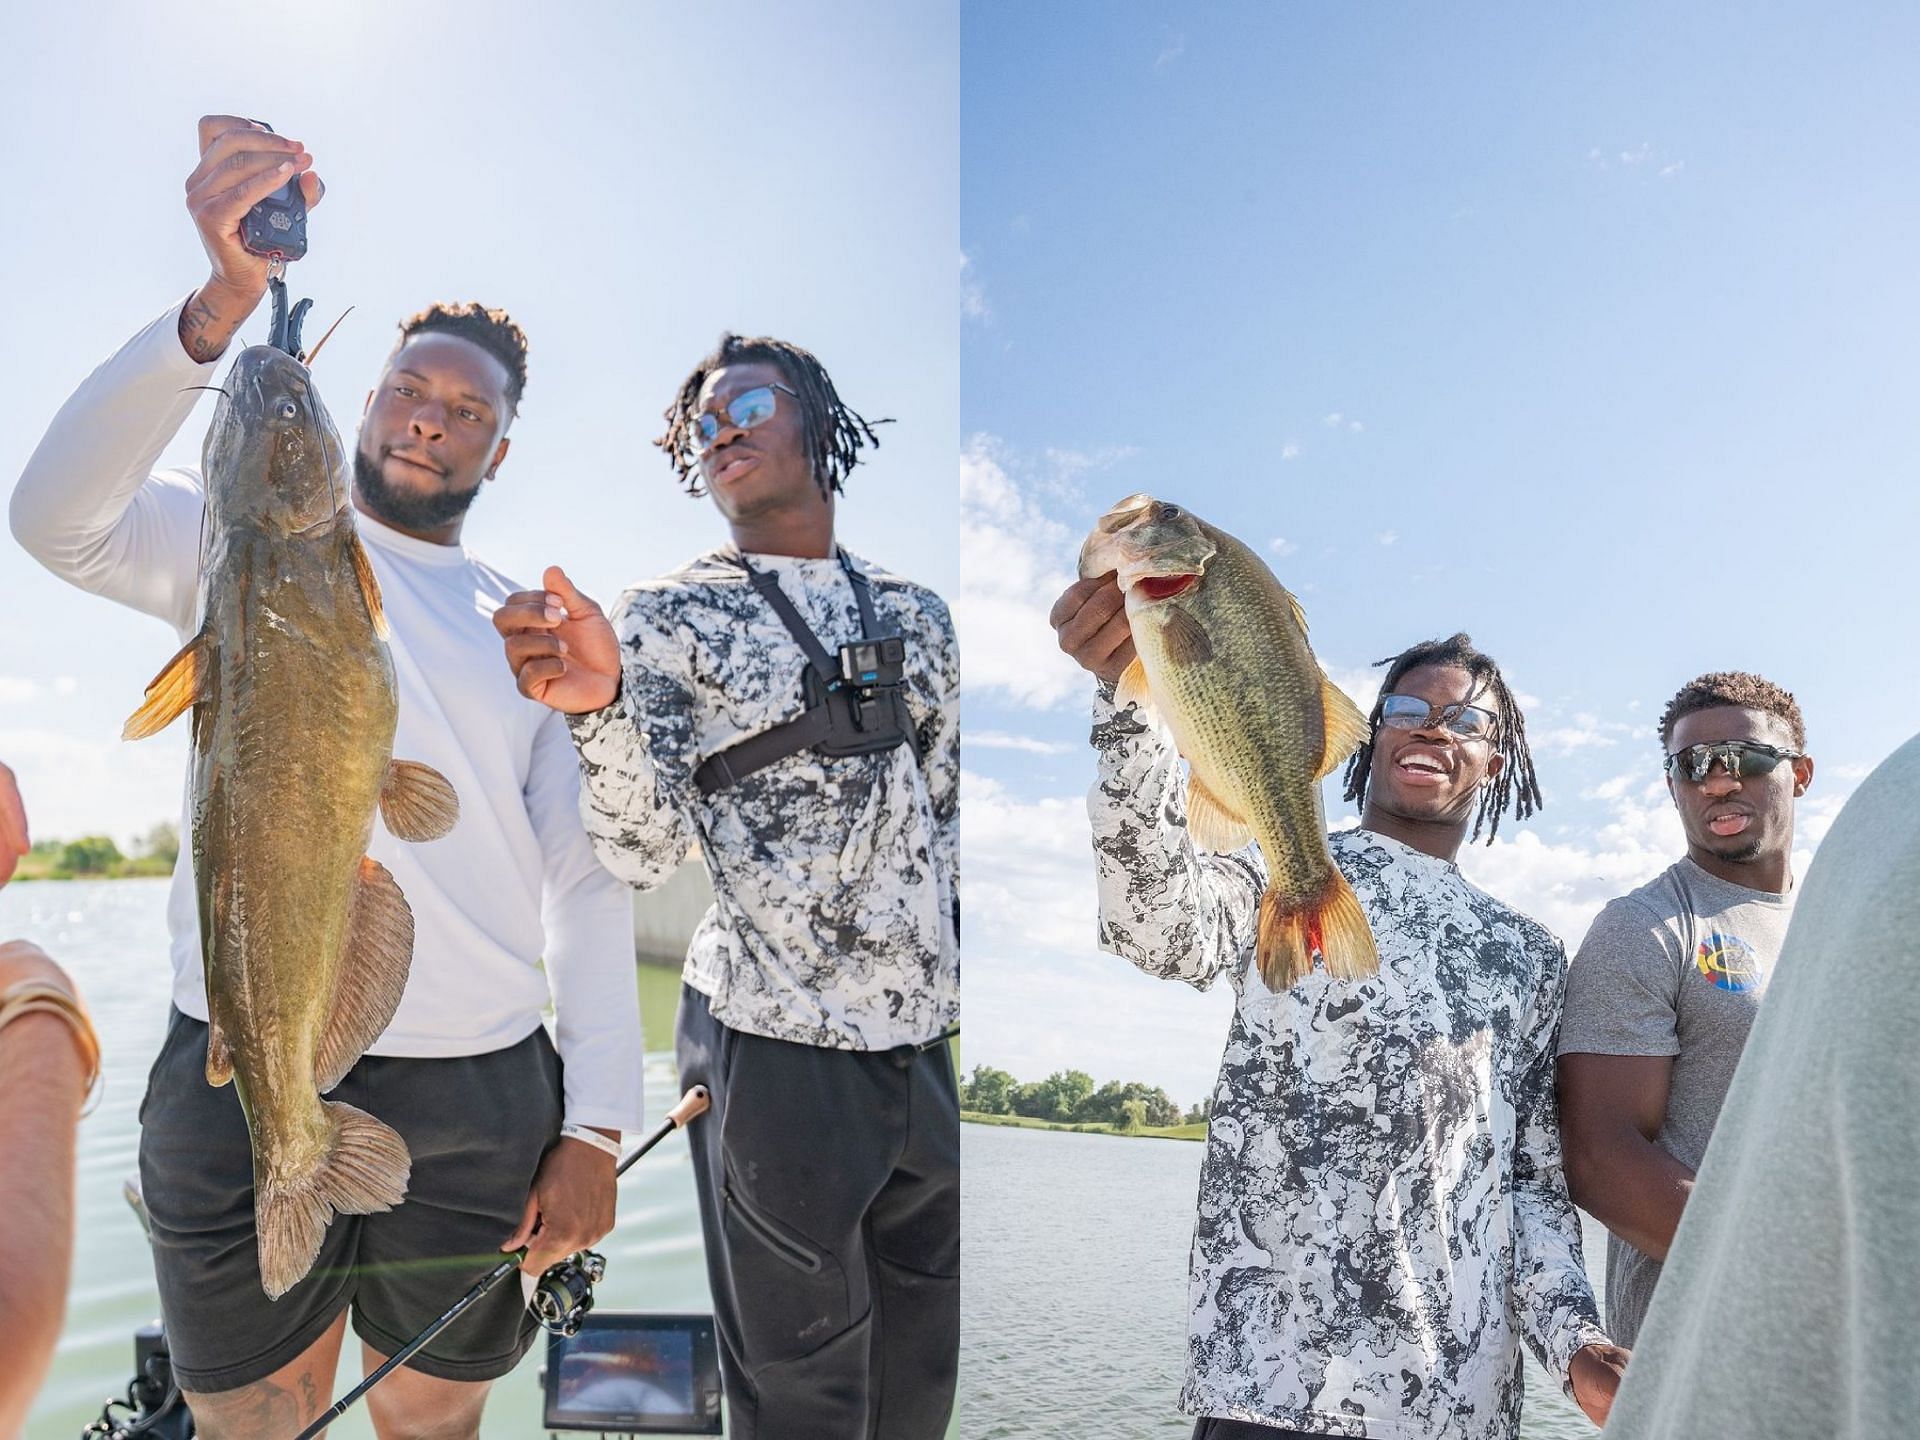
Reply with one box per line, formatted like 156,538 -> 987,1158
961,1064 -> 1211,1132
15,822 -> 179,880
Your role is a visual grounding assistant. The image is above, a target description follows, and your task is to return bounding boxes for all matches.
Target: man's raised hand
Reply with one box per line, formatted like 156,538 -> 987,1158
494,566 -> 623,715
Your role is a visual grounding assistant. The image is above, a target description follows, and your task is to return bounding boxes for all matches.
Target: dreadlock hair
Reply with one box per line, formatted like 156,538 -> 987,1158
1341,632 -> 1542,845
655,332 -> 890,499
394,302 -> 529,412
1657,672 -> 1805,749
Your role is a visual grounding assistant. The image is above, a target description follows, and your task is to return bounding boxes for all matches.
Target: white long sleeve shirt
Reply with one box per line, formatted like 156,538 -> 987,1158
568,547 -> 960,1050
1087,690 -> 1606,1438
10,300 -> 644,1133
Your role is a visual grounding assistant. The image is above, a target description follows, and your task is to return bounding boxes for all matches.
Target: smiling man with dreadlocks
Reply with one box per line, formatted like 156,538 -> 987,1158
1050,582 -> 1626,1439
497,332 -> 960,1439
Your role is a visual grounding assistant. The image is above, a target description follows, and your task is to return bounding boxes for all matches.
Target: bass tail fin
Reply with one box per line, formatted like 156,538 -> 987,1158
254,1099 -> 411,1300
1254,869 -> 1380,990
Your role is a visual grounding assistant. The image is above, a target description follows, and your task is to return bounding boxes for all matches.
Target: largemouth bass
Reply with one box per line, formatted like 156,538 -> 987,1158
1079,493 -> 1378,989
124,336 -> 459,1299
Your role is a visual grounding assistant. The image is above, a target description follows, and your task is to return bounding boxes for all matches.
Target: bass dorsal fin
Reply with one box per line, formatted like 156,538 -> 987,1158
1315,675 -> 1372,779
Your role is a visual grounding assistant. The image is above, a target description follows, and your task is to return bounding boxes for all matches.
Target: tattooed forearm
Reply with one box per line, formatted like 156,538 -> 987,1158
176,283 -> 252,363
178,292 -> 226,361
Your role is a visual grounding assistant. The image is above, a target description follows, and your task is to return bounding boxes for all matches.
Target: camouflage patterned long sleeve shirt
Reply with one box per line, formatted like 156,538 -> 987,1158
1087,689 -> 1607,1439
568,547 -> 959,1051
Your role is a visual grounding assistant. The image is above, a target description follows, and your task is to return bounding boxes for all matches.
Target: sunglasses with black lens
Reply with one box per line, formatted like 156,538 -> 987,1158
688,383 -> 800,456
1663,740 -> 1802,783
1375,693 -> 1498,741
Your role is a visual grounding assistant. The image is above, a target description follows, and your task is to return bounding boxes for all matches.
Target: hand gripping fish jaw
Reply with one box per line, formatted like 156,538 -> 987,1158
287,1085 -> 713,1440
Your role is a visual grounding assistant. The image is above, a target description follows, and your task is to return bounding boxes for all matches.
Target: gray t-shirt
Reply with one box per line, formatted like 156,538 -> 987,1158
1557,857 -> 1794,1343
1605,732 -> 1920,1440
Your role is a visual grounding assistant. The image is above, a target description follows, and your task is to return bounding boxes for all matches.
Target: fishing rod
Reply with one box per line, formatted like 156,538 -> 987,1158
290,1084 -> 709,1440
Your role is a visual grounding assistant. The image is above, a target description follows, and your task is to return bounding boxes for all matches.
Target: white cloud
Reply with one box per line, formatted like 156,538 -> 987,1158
1268,536 -> 1299,558
1281,441 -> 1300,461
1323,412 -> 1343,427
0,725 -> 187,847
1659,161 -> 1685,180
968,731 -> 1074,757
960,251 -> 988,323
1349,420 -> 1364,433
957,439 -> 1089,711
0,676 -> 82,706
1376,530 -> 1399,547
1153,32 -> 1186,70
961,760 -> 1865,1101
1530,712 -> 1637,756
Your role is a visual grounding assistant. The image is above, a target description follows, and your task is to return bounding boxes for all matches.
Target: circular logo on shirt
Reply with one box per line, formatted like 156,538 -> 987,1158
1695,932 -> 1761,992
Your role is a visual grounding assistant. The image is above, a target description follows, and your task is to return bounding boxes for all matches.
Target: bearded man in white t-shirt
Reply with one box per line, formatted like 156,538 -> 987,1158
9,117 -> 643,1440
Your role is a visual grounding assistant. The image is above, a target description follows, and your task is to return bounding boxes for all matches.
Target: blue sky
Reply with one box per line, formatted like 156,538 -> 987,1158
960,2 -> 1920,1105
0,0 -> 955,845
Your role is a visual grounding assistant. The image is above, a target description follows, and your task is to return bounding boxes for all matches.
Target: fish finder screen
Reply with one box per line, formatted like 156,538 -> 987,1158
543,1314 -> 722,1433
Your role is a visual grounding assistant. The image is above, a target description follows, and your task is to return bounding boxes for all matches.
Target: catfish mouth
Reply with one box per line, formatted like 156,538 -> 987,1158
1134,573 -> 1199,601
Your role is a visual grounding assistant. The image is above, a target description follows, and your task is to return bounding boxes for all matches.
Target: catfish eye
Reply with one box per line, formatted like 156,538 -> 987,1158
1160,503 -> 1182,518
277,399 -> 298,421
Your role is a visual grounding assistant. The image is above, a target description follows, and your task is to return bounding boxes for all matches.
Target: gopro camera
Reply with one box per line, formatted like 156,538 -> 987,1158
541,1313 -> 723,1434
239,121 -> 308,263
836,635 -> 908,733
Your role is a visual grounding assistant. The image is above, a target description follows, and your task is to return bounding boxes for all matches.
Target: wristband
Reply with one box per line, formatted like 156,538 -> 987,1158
559,1122 -> 622,1160
0,977 -> 103,1110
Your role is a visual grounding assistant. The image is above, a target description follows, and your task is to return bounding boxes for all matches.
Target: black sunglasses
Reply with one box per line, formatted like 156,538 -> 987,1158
689,383 -> 800,456
1376,693 -> 1498,741
1663,740 -> 1803,783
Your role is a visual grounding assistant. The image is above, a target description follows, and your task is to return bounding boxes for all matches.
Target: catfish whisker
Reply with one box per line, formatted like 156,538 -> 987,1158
303,306 -> 354,368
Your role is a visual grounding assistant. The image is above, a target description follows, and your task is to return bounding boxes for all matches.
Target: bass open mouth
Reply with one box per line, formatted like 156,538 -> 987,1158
1135,573 -> 1199,601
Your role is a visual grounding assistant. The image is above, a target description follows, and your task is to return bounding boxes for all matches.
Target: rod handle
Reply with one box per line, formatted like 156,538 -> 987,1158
667,1084 -> 711,1128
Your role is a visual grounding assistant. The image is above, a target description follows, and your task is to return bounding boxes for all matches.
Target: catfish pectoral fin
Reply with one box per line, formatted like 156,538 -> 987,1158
345,529 -> 388,640
123,631 -> 210,740
255,1099 -> 410,1300
1254,870 -> 1379,991
379,760 -> 460,842
313,856 -> 415,1093
206,1017 -> 235,1087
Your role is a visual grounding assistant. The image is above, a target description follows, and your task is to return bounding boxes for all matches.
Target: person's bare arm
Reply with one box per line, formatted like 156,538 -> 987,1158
1557,1051 -> 1696,1261
0,945 -> 91,1436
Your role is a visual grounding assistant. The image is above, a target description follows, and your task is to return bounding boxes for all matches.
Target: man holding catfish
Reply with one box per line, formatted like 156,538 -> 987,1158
10,117 -> 641,1439
1052,494 -> 1626,1439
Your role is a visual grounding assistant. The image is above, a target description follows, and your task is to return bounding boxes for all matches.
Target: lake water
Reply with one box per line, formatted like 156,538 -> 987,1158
6,879 -> 710,1440
960,1122 -> 1609,1440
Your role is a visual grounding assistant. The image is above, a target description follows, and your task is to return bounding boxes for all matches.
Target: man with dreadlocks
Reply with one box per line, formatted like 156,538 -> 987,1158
11,118 -> 642,1439
1051,581 -> 1627,1440
497,332 -> 960,1437
1557,672 -> 1813,1349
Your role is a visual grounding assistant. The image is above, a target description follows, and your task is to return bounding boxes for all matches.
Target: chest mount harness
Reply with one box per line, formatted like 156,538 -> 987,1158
692,550 -> 918,797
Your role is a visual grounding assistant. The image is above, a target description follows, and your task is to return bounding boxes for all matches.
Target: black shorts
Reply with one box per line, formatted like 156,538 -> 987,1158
136,1007 -> 563,1393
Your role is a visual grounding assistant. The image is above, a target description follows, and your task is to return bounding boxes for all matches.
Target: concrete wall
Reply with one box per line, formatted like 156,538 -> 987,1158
631,854 -> 715,964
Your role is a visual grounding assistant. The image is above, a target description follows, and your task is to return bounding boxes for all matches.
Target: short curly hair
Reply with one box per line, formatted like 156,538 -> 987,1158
394,302 -> 529,411
1658,672 -> 1805,749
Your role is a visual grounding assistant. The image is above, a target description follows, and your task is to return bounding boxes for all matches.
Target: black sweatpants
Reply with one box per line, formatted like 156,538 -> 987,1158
1191,1420 -> 1327,1439
675,984 -> 959,1439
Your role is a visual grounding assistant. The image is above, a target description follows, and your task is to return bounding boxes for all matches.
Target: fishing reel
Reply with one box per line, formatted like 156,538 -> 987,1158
79,1323 -> 192,1440
532,1249 -> 607,1338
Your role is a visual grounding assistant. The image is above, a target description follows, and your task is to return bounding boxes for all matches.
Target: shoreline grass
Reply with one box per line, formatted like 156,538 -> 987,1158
962,1109 -> 1206,1142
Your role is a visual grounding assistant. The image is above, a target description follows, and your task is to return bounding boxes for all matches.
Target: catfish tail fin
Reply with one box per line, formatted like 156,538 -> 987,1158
255,1100 -> 410,1300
